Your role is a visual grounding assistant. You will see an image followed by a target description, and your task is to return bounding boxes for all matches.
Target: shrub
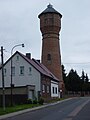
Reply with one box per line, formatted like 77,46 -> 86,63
32,97 -> 38,104
27,99 -> 32,104
38,98 -> 44,105
33,99 -> 38,104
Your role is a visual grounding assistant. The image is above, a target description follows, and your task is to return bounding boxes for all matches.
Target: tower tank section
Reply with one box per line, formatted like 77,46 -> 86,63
38,4 -> 64,94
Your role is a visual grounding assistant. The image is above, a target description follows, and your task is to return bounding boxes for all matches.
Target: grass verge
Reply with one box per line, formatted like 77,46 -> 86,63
0,98 -> 67,116
0,104 -> 40,116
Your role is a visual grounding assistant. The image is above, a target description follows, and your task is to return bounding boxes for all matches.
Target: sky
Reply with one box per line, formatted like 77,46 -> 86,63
0,0 -> 90,78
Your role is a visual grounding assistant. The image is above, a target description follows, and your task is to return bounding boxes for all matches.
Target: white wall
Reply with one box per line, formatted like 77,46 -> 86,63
51,80 -> 59,97
0,53 -> 41,98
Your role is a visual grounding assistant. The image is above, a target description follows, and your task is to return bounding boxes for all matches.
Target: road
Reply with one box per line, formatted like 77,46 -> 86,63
3,97 -> 90,120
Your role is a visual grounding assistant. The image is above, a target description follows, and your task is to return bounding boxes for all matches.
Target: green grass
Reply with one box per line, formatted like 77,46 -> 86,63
46,97 -> 67,103
0,104 -> 40,116
0,98 -> 67,116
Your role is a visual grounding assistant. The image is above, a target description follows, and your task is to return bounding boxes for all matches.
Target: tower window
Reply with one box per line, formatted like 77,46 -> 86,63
47,54 -> 51,61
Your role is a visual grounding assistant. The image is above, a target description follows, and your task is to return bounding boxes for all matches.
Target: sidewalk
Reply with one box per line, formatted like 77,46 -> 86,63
0,98 -> 72,120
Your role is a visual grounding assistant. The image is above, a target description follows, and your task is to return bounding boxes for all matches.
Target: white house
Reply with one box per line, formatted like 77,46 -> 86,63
0,51 -> 59,104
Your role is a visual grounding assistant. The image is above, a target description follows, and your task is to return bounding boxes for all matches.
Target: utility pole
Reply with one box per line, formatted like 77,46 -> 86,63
1,46 -> 5,110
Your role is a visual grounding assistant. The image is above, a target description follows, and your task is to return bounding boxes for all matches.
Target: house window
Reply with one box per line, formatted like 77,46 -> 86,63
4,68 -> 6,76
29,67 -> 32,75
42,84 -> 45,93
52,87 -> 54,94
20,66 -> 24,75
55,87 -> 57,94
12,66 -> 15,76
47,86 -> 49,93
47,54 -> 51,61
16,56 -> 19,61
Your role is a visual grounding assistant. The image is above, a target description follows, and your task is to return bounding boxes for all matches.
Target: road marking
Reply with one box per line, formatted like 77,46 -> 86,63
63,118 -> 72,120
63,116 -> 73,120
68,99 -> 90,117
63,98 -> 90,120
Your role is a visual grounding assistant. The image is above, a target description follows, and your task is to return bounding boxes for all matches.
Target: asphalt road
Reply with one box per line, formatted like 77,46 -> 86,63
73,97 -> 90,120
2,97 -> 90,120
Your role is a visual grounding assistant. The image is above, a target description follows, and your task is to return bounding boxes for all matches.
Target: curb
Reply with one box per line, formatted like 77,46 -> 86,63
0,98 -> 72,120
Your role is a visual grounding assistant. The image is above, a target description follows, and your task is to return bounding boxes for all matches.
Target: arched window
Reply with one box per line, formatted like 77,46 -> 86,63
47,54 -> 51,61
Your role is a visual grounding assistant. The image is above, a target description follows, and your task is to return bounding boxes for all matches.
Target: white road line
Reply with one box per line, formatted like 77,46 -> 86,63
68,99 -> 90,117
63,98 -> 90,120
63,118 -> 72,120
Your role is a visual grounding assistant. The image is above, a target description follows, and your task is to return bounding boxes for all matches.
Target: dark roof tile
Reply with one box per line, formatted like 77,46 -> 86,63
38,4 -> 62,18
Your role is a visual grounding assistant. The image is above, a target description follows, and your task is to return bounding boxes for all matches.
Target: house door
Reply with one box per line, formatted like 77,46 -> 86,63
28,90 -> 34,100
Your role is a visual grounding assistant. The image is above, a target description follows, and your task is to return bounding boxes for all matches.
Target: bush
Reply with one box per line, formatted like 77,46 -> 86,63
33,98 -> 38,104
38,98 -> 44,105
27,99 -> 32,104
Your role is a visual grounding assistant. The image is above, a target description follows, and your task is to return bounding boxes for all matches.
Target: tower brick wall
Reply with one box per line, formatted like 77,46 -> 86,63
38,4 -> 64,93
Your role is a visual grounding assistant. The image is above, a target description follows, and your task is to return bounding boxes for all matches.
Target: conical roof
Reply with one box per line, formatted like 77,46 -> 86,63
38,4 -> 62,18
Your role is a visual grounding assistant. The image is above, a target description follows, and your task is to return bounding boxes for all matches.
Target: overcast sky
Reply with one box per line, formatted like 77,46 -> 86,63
0,0 -> 90,78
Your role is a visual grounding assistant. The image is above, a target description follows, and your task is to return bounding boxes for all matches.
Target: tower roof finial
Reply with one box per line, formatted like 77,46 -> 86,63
47,3 -> 53,8
38,3 -> 62,18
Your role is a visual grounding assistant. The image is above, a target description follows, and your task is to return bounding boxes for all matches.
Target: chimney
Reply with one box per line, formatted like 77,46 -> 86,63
26,53 -> 31,59
37,60 -> 40,63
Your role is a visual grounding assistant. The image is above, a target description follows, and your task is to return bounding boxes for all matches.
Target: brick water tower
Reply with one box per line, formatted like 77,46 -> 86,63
38,4 -> 64,94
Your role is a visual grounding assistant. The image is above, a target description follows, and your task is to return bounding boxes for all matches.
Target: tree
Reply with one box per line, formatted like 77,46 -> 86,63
62,65 -> 67,92
66,69 -> 81,92
62,65 -> 67,83
81,70 -> 85,82
85,73 -> 89,83
61,65 -> 90,94
81,71 -> 89,92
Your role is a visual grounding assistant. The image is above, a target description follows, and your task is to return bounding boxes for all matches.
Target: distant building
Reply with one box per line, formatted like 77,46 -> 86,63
38,4 -> 64,93
0,51 -> 59,105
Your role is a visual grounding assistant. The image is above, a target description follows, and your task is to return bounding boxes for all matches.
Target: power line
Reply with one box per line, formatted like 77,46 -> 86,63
62,62 -> 90,65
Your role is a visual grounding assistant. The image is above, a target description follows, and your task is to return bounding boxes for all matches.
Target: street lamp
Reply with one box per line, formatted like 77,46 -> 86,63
11,44 -> 24,106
